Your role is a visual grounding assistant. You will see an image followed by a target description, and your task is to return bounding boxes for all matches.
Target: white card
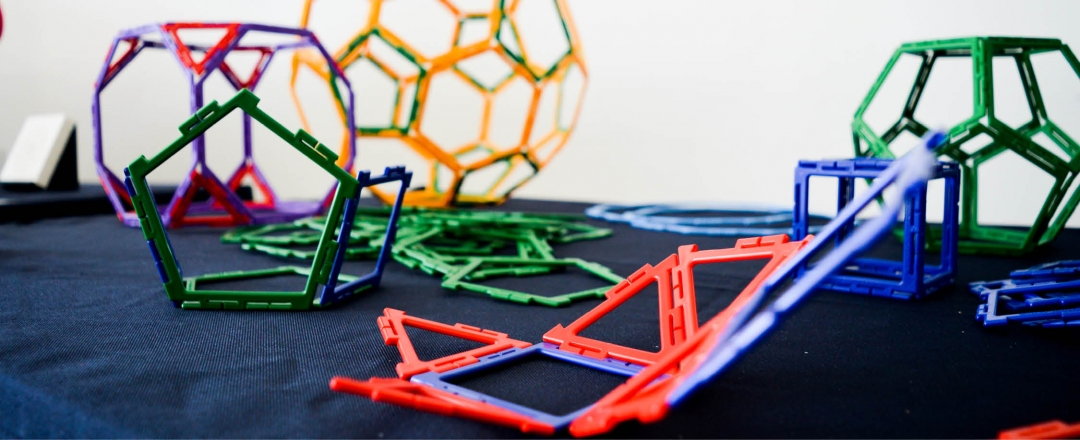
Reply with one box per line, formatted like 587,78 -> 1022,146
0,114 -> 75,189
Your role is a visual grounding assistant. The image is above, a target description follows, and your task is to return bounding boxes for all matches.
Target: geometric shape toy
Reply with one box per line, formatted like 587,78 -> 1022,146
970,278 -> 1080,327
585,203 -> 831,237
440,256 -> 623,307
792,157 -> 960,300
292,0 -> 586,207
563,235 -> 811,437
375,308 -> 532,380
1010,260 -> 1080,282
95,22 -> 355,227
330,234 -> 811,435
650,133 -> 946,432
408,343 -> 646,429
543,235 -> 809,367
853,37 -> 1080,255
329,376 -> 557,435
126,89 -> 398,310
328,131 -> 945,436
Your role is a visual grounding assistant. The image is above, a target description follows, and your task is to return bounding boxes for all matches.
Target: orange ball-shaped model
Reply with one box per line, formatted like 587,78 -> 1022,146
292,0 -> 587,207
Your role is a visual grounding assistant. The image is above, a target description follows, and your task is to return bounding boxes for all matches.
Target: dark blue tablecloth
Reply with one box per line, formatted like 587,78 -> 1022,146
2,199 -> 1079,438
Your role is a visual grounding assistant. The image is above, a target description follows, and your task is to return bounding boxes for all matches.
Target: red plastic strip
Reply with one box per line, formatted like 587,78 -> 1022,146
331,376 -> 555,435
1000,420 -> 1080,439
377,308 -> 532,380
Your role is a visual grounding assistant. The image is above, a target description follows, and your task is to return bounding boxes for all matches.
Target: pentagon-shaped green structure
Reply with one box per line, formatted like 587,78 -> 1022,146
854,37 -> 1080,255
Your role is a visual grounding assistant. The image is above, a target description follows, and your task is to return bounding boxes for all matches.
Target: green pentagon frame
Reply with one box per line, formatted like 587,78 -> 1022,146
853,37 -> 1080,255
440,256 -> 623,307
337,30 -> 427,136
126,89 -> 361,310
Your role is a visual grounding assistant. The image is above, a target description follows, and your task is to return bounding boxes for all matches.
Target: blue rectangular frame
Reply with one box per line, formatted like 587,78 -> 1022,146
792,158 -> 960,300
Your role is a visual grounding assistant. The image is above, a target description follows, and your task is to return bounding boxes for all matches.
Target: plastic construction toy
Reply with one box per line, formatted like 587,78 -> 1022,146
221,207 -> 617,307
1009,260 -> 1080,282
651,132 -> 945,432
970,280 -> 1080,327
854,37 -> 1080,255
292,0 -> 587,207
441,257 -> 622,307
126,89 -> 410,310
999,419 -> 1080,439
330,233 -> 813,435
968,260 -> 1080,327
791,154 -> 958,300
94,22 -> 355,227
585,203 -> 830,237
326,130 -> 940,436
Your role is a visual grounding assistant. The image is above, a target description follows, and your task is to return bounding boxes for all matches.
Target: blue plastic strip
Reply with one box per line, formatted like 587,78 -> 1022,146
586,203 -> 828,237
1010,260 -> 1080,282
976,288 -> 1080,327
583,204 -> 650,223
316,196 -> 358,306
410,343 -> 645,430
333,166 -> 411,300
664,130 -> 947,407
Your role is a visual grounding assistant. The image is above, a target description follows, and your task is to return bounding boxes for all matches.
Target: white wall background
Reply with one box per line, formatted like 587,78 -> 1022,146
1,0 -> 1079,226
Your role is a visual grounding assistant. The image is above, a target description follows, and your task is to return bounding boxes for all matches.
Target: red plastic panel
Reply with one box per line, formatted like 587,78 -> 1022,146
330,376 -> 555,435
544,234 -> 806,369
543,255 -> 678,366
999,420 -> 1080,439
567,235 -> 812,437
377,308 -> 532,380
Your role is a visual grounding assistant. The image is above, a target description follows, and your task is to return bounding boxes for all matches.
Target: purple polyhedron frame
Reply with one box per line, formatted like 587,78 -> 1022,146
92,22 -> 356,228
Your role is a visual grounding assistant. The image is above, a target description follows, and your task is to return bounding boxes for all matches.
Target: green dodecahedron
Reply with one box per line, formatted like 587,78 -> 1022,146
854,37 -> 1080,255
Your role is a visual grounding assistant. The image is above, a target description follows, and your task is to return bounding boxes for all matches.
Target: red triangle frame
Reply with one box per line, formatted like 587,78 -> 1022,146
566,235 -> 814,437
223,161 -> 276,210
219,47 -> 273,90
377,308 -> 532,380
543,234 -> 809,368
163,23 -> 241,76
168,168 -> 252,228
102,37 -> 140,87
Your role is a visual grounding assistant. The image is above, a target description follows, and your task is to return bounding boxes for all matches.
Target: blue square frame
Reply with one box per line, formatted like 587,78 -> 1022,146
792,158 -> 960,300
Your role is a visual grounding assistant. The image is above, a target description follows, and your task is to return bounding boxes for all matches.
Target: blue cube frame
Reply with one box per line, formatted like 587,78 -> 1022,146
792,158 -> 960,300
